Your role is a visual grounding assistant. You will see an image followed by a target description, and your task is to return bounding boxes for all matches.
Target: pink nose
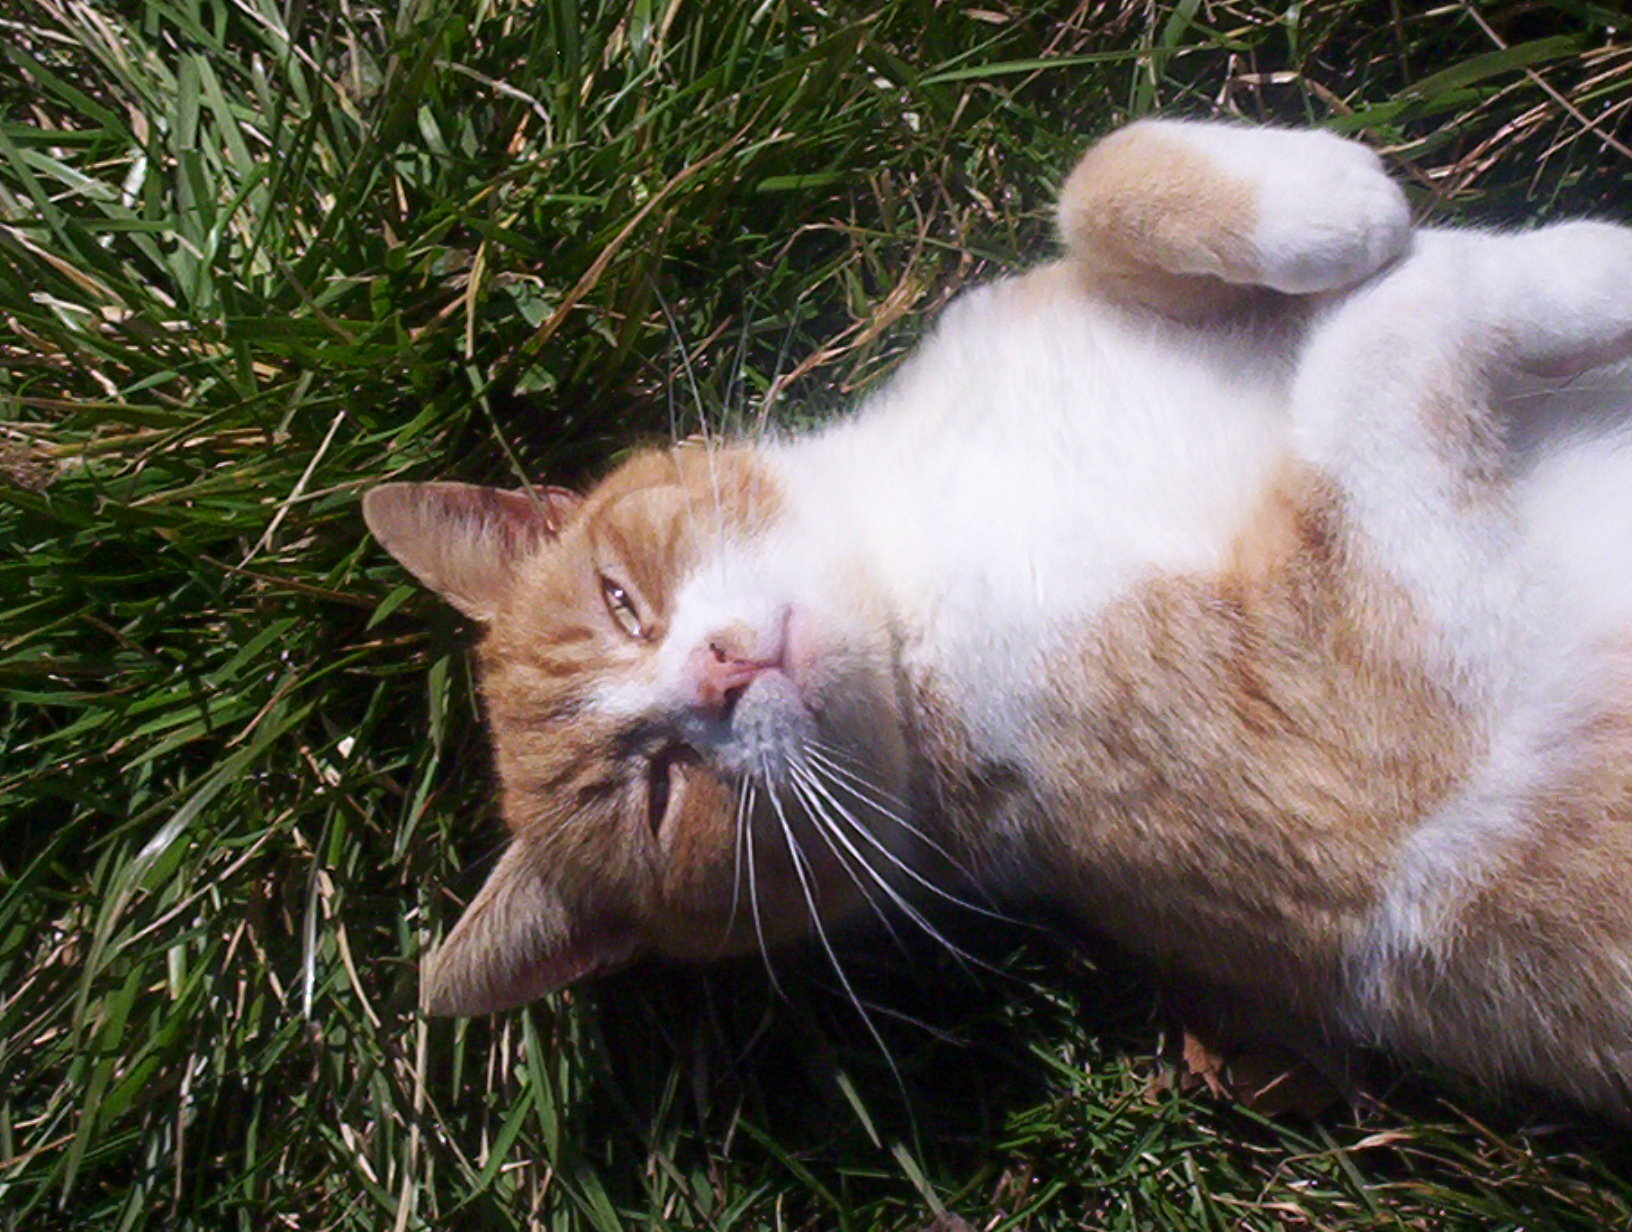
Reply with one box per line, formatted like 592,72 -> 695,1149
688,630 -> 784,714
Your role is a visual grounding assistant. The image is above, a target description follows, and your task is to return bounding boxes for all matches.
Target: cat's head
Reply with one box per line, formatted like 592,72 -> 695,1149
364,444 -> 908,1015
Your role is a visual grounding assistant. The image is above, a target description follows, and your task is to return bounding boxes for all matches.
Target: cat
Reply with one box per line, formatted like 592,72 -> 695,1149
364,117 -> 1632,1117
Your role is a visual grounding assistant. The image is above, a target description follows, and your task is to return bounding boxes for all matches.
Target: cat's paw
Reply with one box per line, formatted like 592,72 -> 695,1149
1059,119 -> 1411,298
1476,221 -> 1632,377
1234,127 -> 1413,294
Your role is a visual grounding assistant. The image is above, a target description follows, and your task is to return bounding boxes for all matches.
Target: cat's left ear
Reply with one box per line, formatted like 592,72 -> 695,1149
422,839 -> 638,1016
362,482 -> 581,622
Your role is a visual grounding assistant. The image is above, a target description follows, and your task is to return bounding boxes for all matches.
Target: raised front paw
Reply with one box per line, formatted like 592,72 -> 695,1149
1482,221 -> 1632,377
1222,124 -> 1413,294
1059,119 -> 1412,296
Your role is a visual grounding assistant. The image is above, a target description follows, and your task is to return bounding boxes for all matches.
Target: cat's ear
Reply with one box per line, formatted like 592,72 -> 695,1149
362,482 -> 581,622
421,840 -> 637,1016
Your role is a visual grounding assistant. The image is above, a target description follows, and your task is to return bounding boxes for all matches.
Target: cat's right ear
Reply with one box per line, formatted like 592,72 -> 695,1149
362,482 -> 581,622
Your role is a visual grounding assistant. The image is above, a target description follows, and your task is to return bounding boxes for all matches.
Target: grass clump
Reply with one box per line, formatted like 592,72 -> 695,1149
3,1 -> 1631,1229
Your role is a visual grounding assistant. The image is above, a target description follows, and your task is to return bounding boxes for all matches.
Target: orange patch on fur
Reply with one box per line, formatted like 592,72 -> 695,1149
923,468 -> 1478,1021
1374,683 -> 1632,1113
481,444 -> 782,822
420,444 -> 791,1012
1057,125 -> 1273,321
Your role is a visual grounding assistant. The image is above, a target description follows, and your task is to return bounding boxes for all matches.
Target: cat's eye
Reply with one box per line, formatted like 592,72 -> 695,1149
599,575 -> 645,639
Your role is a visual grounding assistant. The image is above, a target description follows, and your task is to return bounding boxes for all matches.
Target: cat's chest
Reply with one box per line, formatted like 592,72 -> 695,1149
776,281 -> 1296,757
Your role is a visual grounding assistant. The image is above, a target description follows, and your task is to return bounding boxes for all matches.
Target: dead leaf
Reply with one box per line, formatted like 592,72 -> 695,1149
1182,1026 -> 1230,1099
1174,1011 -> 1347,1116
919,1216 -> 977,1232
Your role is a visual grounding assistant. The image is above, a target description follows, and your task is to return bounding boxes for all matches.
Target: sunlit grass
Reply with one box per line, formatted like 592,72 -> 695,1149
4,2 -> 1631,1228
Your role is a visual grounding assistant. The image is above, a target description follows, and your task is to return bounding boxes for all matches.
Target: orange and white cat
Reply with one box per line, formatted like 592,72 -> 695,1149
365,118 -> 1632,1116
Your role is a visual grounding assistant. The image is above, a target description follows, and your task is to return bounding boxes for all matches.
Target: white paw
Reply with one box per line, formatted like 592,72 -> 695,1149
1253,139 -> 1410,293
1251,134 -> 1412,294
1486,221 -> 1632,376
1157,121 -> 1412,294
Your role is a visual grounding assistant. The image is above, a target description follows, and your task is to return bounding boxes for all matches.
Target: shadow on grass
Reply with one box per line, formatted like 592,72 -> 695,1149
461,900 -> 1632,1229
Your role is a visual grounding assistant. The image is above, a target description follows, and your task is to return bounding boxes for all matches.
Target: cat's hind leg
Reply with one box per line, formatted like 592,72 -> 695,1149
1057,119 -> 1411,317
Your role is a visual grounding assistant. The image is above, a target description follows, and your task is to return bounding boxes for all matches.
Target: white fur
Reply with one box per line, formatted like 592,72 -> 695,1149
1307,226 -> 1632,1023
766,278 -> 1293,761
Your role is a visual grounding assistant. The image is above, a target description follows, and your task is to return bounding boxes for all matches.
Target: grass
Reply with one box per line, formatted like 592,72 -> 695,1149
3,0 -> 1632,1228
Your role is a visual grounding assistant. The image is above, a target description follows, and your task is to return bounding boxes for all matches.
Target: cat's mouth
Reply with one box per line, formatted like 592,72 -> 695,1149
677,668 -> 818,784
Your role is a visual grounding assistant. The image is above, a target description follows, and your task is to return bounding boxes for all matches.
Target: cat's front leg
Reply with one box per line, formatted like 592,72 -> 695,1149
1290,222 -> 1632,700
1296,223 -> 1632,1078
1057,119 -> 1411,318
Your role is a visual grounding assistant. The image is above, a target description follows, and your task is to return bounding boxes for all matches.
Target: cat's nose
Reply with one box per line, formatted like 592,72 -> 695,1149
687,619 -> 786,715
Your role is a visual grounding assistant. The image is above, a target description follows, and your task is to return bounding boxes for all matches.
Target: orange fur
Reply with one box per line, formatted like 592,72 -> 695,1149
1376,690 -> 1632,1109
909,468 -> 1474,1022
1057,123 -> 1270,320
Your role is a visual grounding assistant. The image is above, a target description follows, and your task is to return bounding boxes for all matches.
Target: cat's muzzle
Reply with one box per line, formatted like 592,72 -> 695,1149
679,669 -> 816,783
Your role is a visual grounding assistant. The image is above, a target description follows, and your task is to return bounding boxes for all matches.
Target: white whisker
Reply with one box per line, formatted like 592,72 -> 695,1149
790,768 -> 980,976
783,760 -> 909,952
653,284 -> 730,576
726,288 -> 761,439
805,738 -> 910,807
720,774 -> 753,955
655,282 -> 710,444
803,742 -> 992,890
789,758 -> 1012,976
764,762 -> 904,1089
742,776 -> 784,999
800,756 -> 1017,927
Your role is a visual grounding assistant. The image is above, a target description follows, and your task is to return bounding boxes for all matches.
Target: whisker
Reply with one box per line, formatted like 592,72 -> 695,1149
655,281 -> 711,445
726,286 -> 761,440
803,742 -> 939,844
800,757 -> 1019,927
1502,378 -> 1632,404
660,288 -> 729,570
790,762 -> 984,971
763,762 -> 905,1091
784,761 -> 910,953
743,777 -> 784,999
798,980 -> 970,1046
653,284 -> 732,581
755,298 -> 807,435
805,738 -> 910,805
803,742 -> 992,890
790,759 -> 1013,976
718,774 -> 753,958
